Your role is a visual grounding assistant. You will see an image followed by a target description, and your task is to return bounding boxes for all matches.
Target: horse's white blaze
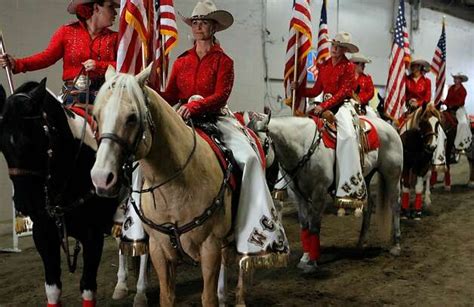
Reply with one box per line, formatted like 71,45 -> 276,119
428,116 -> 439,149
66,112 -> 97,151
45,283 -> 61,304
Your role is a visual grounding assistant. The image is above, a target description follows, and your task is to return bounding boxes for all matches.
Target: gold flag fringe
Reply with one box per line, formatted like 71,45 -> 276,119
335,197 -> 367,210
119,240 -> 148,257
239,252 -> 289,273
15,215 -> 29,234
111,222 -> 123,238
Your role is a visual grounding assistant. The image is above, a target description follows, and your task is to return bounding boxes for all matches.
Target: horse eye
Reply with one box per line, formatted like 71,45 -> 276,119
126,114 -> 138,125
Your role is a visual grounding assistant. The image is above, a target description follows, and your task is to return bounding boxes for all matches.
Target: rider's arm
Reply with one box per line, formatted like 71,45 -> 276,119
420,77 -> 431,106
358,75 -> 374,105
186,55 -> 234,117
13,26 -> 65,74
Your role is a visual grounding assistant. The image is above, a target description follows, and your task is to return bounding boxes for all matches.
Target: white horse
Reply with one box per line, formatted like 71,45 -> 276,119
249,114 -> 403,272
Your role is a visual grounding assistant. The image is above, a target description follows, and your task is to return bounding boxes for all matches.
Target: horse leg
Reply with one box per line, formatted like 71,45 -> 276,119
357,174 -> 376,249
401,169 -> 411,219
80,229 -> 105,307
293,191 -> 311,269
32,218 -> 62,306
218,246 -> 234,305
133,254 -> 149,307
424,170 -> 432,209
200,236 -> 221,307
149,238 -> 176,307
444,165 -> 452,191
413,176 -> 424,220
236,261 -> 253,307
112,238 -> 129,300
469,159 -> 474,187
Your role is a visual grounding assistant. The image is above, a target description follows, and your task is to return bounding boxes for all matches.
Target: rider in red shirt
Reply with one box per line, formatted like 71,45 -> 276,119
350,53 -> 374,113
406,58 -> 432,110
0,0 -> 119,105
444,73 -> 468,110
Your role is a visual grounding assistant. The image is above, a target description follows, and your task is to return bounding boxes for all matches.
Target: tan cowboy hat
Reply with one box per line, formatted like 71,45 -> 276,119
329,32 -> 359,53
410,57 -> 430,72
451,72 -> 468,82
182,0 -> 234,32
350,53 -> 371,64
67,0 -> 120,14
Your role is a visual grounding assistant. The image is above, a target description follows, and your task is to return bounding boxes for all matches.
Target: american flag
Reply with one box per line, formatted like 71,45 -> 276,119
152,0 -> 178,89
431,21 -> 446,105
284,0 -> 312,115
117,0 -> 150,74
316,0 -> 330,64
117,0 -> 177,76
384,0 -> 411,120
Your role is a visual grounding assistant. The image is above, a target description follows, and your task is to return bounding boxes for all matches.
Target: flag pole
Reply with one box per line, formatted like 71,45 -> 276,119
161,34 -> 167,91
291,31 -> 299,116
0,31 -> 15,94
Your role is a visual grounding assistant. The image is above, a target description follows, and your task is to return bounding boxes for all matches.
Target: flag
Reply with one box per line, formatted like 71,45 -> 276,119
384,0 -> 411,120
152,0 -> 178,89
284,0 -> 313,115
117,0 -> 150,74
431,20 -> 446,105
316,0 -> 330,64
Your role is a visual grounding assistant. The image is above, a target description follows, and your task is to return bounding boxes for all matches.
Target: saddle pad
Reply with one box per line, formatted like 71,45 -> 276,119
68,106 -> 97,132
233,112 -> 267,169
196,128 -> 238,190
310,116 -> 380,151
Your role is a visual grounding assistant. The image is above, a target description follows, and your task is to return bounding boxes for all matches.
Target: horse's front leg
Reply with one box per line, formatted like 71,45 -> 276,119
32,218 -> 62,306
401,168 -> 411,219
218,246 -> 234,305
112,238 -> 129,300
201,235 -> 222,307
149,238 -> 177,307
413,176 -> 424,220
424,170 -> 432,209
133,254 -> 149,307
80,228 -> 105,307
358,176 -> 375,249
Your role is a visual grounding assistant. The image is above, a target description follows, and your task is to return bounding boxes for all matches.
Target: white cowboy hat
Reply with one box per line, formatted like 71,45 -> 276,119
67,0 -> 120,14
329,32 -> 359,53
181,0 -> 234,32
451,72 -> 468,82
350,53 -> 371,64
410,57 -> 431,72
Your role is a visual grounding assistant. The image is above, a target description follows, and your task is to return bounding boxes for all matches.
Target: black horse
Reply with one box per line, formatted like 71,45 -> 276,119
0,81 -> 117,306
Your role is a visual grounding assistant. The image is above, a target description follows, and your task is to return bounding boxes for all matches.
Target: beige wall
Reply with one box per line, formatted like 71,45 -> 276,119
0,154 -> 12,227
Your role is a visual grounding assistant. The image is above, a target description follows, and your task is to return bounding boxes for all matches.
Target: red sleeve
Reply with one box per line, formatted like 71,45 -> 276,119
421,78 -> 431,106
458,87 -> 467,107
159,59 -> 182,106
13,26 -> 65,74
186,55 -> 234,116
320,63 -> 356,110
359,75 -> 374,105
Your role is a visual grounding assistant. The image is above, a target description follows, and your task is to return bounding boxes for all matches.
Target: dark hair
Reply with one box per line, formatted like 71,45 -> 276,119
76,0 -> 106,21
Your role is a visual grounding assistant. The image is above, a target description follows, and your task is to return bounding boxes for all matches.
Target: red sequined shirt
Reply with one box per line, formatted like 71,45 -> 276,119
355,73 -> 374,105
160,44 -> 234,117
444,84 -> 467,108
13,21 -> 118,81
301,56 -> 356,111
406,74 -> 431,107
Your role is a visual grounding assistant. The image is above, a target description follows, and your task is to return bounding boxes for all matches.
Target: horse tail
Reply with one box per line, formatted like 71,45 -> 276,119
374,174 -> 393,243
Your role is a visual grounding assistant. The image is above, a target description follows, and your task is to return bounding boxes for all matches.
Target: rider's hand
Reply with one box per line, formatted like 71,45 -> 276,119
408,98 -> 418,107
177,105 -> 191,120
313,105 -> 323,115
0,54 -> 16,70
82,59 -> 97,72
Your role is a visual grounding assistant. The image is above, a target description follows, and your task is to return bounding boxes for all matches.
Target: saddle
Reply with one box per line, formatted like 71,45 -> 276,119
309,114 -> 380,152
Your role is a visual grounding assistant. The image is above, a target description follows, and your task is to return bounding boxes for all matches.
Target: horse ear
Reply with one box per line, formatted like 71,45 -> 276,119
105,65 -> 116,81
30,78 -> 47,106
136,63 -> 152,86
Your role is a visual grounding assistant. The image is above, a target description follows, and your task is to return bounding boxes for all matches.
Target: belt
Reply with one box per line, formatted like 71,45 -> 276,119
64,78 -> 104,89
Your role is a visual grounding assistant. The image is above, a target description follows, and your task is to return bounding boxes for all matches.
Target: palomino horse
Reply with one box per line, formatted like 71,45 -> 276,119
399,103 -> 441,219
0,81 -> 118,306
249,112 -> 404,270
90,68 -> 248,306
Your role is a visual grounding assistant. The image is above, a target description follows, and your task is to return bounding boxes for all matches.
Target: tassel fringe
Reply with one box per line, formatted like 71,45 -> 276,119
335,197 -> 367,209
15,215 -> 32,234
119,240 -> 148,257
111,223 -> 123,238
239,252 -> 289,273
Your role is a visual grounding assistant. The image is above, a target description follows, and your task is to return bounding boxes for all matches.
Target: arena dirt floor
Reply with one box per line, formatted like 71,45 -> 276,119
0,157 -> 473,306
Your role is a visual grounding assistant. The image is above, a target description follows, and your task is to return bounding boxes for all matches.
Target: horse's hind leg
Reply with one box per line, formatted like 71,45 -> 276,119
201,236 -> 222,307
80,229 -> 105,306
149,238 -> 177,307
133,254 -> 149,307
32,218 -> 62,306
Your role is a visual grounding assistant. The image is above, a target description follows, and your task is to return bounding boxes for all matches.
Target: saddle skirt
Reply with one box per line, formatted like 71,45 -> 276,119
310,115 -> 380,152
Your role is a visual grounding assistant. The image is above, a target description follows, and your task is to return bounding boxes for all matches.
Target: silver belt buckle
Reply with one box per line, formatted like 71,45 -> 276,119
75,75 -> 90,91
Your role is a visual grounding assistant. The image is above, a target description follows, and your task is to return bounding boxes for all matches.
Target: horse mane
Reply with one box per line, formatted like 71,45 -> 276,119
95,73 -> 148,124
14,81 -> 40,95
409,102 -> 440,129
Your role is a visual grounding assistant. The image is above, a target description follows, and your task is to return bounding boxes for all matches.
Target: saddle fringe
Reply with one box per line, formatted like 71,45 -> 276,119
119,240 -> 149,257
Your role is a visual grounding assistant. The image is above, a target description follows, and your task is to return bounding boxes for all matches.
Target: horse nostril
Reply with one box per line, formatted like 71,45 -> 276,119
106,172 -> 115,186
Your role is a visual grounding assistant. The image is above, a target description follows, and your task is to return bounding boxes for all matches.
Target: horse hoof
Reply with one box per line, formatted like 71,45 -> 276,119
468,181 -> 474,188
389,245 -> 401,256
112,286 -> 128,300
337,208 -> 346,217
354,208 -> 363,218
297,253 -> 310,269
444,185 -> 451,192
301,260 -> 318,274
133,292 -> 148,307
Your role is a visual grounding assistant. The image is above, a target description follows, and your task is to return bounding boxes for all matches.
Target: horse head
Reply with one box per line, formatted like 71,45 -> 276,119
91,65 -> 154,197
417,103 -> 441,153
0,78 -> 71,215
